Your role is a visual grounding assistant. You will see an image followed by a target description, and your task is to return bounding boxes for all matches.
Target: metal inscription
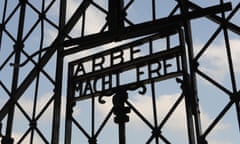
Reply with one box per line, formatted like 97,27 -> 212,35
69,31 -> 185,100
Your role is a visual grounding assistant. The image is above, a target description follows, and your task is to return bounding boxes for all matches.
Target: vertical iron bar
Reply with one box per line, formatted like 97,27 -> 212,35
30,1 -> 46,143
2,1 -> 26,143
220,0 -> 237,93
65,65 -> 74,144
119,122 -> 126,144
108,0 -> 124,35
81,11 -> 86,37
113,91 -> 129,144
92,96 -> 94,136
179,27 -> 197,144
150,82 -> 159,144
220,0 -> 240,130
51,0 -> 66,143
0,0 -> 7,51
178,1 -> 203,143
152,0 -> 156,20
149,40 -> 159,144
237,101 -> 240,131
90,93 -> 96,144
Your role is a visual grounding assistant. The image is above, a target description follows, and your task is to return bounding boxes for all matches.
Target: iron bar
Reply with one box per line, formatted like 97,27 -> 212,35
91,94 -> 96,144
25,1 -> 62,32
149,39 -> 159,144
35,127 -> 49,144
81,11 -> 86,37
3,3 -> 21,27
150,82 -> 159,144
22,18 -> 41,42
158,93 -> 184,129
195,2 -> 240,61
20,49 -> 56,85
112,90 -> 130,144
178,1 -> 203,143
63,2 -> 231,56
0,1 -> 239,143
0,51 -> 15,70
17,127 -> 31,143
90,1 -> 108,14
0,0 -> 7,51
95,109 -> 114,137
1,80 -> 32,122
202,100 -> 234,138
72,117 -> 91,139
186,1 -> 240,35
51,0 -> 66,143
2,1 -> 26,143
177,19 -> 197,144
36,96 -> 54,120
63,29 -> 176,56
220,1 -> 240,131
194,27 -> 222,61
108,0 -> 124,35
152,0 -> 156,20
196,69 -> 232,96
65,63 -> 74,144
236,100 -> 240,131
126,101 -> 154,130
2,27 -> 17,42
31,3 -> 46,142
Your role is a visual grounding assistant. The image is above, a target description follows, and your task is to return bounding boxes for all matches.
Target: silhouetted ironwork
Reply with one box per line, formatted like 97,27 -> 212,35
0,0 -> 239,144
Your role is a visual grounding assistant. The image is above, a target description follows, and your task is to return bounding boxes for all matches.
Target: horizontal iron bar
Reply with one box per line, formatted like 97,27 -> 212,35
68,31 -> 179,65
63,28 -> 179,56
186,1 -> 240,35
63,2 -> 232,55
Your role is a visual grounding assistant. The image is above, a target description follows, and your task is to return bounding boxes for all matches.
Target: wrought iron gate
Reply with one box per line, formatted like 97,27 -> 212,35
0,0 -> 239,144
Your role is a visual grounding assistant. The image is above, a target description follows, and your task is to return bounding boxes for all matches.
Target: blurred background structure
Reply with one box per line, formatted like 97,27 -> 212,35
0,0 -> 239,144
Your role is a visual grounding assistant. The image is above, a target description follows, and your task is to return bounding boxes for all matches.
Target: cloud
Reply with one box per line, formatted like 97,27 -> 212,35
200,110 -> 230,132
208,139 -> 232,144
65,0 -> 107,37
11,132 -> 44,144
16,93 -> 52,120
125,93 -> 185,131
195,39 -> 240,81
63,0 -> 117,63
7,93 -> 67,143
95,93 -> 231,142
17,92 -> 67,121
65,40 -> 128,63
44,28 -> 58,46
41,0 -> 108,50
0,130 -> 48,144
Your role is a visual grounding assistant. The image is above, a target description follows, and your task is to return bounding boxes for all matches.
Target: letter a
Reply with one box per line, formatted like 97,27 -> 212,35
74,63 -> 86,76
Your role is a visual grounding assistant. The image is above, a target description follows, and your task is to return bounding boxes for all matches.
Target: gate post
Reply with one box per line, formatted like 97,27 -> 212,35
112,90 -> 130,144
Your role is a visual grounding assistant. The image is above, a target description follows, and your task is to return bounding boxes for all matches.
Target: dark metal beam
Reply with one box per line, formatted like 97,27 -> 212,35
186,1 -> 240,35
108,0 -> 124,33
51,0 -> 67,143
2,1 -> 26,143
178,0 -> 202,143
63,2 -> 231,55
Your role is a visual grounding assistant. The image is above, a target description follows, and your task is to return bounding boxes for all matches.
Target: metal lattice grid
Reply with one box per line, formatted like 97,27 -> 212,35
0,0 -> 239,144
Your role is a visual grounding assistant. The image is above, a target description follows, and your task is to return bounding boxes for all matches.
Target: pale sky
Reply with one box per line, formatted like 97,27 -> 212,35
0,0 -> 239,144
